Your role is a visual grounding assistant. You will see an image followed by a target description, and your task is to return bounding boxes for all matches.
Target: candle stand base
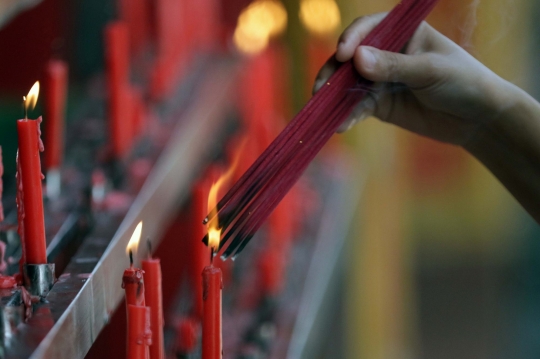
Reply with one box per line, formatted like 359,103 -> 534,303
23,264 -> 56,297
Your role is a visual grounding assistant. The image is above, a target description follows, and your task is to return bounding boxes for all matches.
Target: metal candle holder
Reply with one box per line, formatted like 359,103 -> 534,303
23,264 -> 55,297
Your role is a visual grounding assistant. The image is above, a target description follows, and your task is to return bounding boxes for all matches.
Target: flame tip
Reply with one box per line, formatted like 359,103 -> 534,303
24,81 -> 40,115
126,221 -> 143,255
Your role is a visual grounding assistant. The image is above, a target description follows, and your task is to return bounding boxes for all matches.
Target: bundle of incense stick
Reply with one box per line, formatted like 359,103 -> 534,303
204,0 -> 441,259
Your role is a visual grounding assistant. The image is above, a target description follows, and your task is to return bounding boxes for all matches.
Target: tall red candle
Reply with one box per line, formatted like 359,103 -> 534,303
119,0 -> 150,55
105,22 -> 133,158
201,265 -> 222,359
127,304 -> 152,359
17,106 -> 47,264
44,60 -> 68,171
142,256 -> 164,359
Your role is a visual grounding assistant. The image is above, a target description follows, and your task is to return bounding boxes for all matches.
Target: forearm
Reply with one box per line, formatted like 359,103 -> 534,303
465,83 -> 540,223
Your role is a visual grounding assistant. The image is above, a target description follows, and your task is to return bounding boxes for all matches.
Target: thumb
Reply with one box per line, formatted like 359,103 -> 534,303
354,46 -> 435,89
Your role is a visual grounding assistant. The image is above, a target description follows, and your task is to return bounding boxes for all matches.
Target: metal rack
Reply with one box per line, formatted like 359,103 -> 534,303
0,0 -> 41,29
2,59 -> 239,359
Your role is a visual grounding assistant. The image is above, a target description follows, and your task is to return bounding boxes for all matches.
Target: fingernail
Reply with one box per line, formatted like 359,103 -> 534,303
313,79 -> 324,94
360,47 -> 377,71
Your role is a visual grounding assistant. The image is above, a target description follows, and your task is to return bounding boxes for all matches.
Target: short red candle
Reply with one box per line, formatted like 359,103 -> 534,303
127,304 -> 152,359
122,266 -> 146,306
202,265 -> 222,359
175,317 -> 198,354
191,181 -> 210,318
142,257 -> 164,359
258,248 -> 286,296
17,117 -> 47,264
44,60 -> 68,170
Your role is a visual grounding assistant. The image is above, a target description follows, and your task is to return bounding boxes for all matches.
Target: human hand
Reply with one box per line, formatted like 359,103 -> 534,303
314,13 -> 513,146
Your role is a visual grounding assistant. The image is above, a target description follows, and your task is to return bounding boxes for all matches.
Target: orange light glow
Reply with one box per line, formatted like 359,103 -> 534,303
233,26 -> 270,55
207,140 -> 246,251
234,0 -> 287,55
24,81 -> 40,117
126,221 -> 143,255
299,0 -> 341,37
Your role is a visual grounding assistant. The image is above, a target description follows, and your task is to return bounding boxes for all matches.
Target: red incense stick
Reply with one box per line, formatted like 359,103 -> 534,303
205,0 -> 441,259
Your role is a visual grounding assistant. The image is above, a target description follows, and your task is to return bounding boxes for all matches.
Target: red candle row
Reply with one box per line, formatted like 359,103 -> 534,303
103,0 -> 224,157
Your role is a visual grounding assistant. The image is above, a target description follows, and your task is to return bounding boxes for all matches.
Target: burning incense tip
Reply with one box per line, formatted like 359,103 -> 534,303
202,0 -> 441,260
202,234 -> 209,246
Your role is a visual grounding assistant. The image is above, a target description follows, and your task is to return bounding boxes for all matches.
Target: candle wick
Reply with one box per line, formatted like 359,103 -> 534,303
129,250 -> 133,267
210,248 -> 214,265
23,96 -> 27,120
146,238 -> 152,259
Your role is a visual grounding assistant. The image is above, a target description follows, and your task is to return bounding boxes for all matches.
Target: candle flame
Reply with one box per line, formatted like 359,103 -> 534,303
126,221 -> 143,255
24,81 -> 40,116
207,140 -> 246,251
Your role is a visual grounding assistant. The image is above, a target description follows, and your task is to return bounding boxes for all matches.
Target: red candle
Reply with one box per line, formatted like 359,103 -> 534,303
175,317 -> 198,354
127,304 -> 152,359
240,49 -> 276,137
122,264 -> 145,306
150,0 -> 190,100
0,146 -> 4,222
196,0 -> 219,52
123,222 -> 145,306
105,22 -> 133,158
131,87 -> 145,138
191,181 -> 211,318
119,0 -> 150,55
200,164 -> 233,359
17,82 -> 47,265
201,265 -> 222,359
258,247 -> 286,296
142,255 -> 164,359
44,60 -> 68,171
105,22 -> 129,102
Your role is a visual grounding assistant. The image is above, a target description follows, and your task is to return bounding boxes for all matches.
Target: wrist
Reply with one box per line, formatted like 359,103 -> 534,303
465,78 -> 540,160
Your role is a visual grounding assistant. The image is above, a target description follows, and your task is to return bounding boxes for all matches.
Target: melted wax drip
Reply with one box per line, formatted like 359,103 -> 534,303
37,116 -> 45,180
142,308 -> 153,346
0,241 -> 17,288
20,286 -> 36,321
16,151 -> 25,270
